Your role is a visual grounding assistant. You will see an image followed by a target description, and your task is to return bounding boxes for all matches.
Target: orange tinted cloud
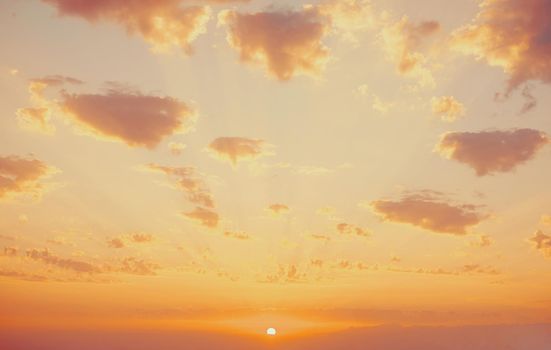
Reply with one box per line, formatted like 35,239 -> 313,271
117,257 -> 160,276
0,155 -> 57,199
529,230 -> 551,258
168,142 -> 186,156
336,222 -> 370,237
131,233 -> 153,243
207,137 -> 269,165
26,248 -> 101,273
371,191 -> 487,235
107,238 -> 125,249
61,87 -> 195,149
431,96 -> 465,122
146,164 -> 214,208
267,203 -> 289,215
452,0 -> 551,92
183,207 -> 219,228
381,17 -> 440,85
41,0 -> 221,53
436,129 -> 549,176
219,8 -> 330,80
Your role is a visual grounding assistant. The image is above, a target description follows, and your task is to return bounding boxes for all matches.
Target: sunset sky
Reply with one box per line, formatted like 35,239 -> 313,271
1,0 -> 551,347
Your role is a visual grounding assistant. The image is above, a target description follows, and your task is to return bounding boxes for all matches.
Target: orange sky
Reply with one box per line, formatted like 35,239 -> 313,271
1,0 -> 551,345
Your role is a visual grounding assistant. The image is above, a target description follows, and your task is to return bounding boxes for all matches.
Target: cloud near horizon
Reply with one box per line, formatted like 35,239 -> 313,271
336,223 -> 370,237
267,203 -> 289,215
452,0 -> 551,94
207,137 -> 269,165
41,0 -> 245,53
0,155 -> 57,200
436,129 -> 549,176
370,191 -> 487,235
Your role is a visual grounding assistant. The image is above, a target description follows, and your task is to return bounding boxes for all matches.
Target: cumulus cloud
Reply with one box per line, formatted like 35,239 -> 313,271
183,207 -> 219,228
436,129 -> 549,176
370,191 -> 487,235
268,203 -> 289,215
15,77 -> 79,134
219,8 -> 330,80
451,0 -> 551,93
380,17 -> 440,86
2,247 -> 18,257
146,164 -> 215,208
60,87 -> 196,148
431,96 -> 465,122
528,230 -> 551,258
336,223 -> 370,237
26,248 -> 101,273
0,155 -> 57,200
41,0 -> 248,53
207,137 -> 269,165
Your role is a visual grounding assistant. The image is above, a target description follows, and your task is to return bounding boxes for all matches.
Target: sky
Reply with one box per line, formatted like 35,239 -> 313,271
0,0 -> 551,348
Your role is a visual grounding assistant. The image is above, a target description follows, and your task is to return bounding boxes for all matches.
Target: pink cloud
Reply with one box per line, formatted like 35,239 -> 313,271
0,155 -> 57,199
208,137 -> 269,165
371,191 -> 487,235
436,129 -> 549,176
183,207 -> 219,228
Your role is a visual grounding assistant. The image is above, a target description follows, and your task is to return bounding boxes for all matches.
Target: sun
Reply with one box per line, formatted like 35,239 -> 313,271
266,327 -> 277,336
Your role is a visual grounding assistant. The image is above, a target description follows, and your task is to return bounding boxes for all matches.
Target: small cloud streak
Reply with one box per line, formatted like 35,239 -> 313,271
371,191 -> 487,235
436,129 -> 549,176
336,223 -> 370,237
267,203 -> 289,215
26,248 -> 101,273
208,137 -> 269,165
146,164 -> 215,208
183,207 -> 219,228
223,231 -> 250,240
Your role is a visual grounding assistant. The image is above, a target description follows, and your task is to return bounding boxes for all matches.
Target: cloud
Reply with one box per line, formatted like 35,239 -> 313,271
41,0 -> 234,53
219,8 -> 330,80
2,247 -> 18,257
316,0 -> 375,41
436,129 -> 549,176
31,75 -> 83,86
183,207 -> 219,228
146,164 -> 215,208
431,96 -> 465,122
451,0 -> 551,93
470,234 -> 493,248
60,87 -> 196,148
117,257 -> 160,275
528,230 -> 551,258
267,203 -> 289,215
107,238 -> 125,249
380,17 -> 440,86
310,234 -> 331,241
223,231 -> 250,240
169,142 -> 186,156
26,248 -> 101,273
207,137 -> 269,165
370,191 -> 487,235
131,233 -> 153,243
260,264 -> 308,283
540,215 -> 551,226
336,223 -> 370,237
0,155 -> 57,199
